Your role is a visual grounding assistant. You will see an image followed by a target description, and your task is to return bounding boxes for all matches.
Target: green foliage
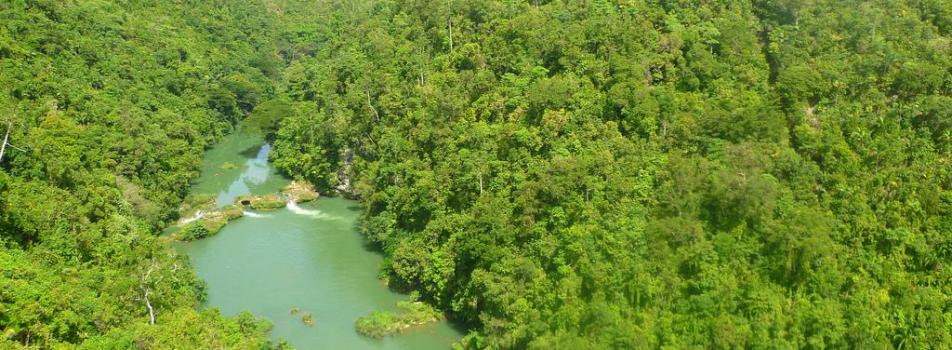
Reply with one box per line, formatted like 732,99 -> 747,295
77,309 -> 280,350
180,222 -> 211,241
355,311 -> 397,338
0,0 -> 285,348
236,194 -> 287,210
300,313 -> 315,327
269,0 -> 952,348
355,300 -> 442,338
3,0 -> 950,348
394,300 -> 443,326
246,99 -> 295,138
180,193 -> 217,216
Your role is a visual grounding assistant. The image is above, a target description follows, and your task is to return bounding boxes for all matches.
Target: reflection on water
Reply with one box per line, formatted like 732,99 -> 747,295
175,131 -> 463,349
218,144 -> 275,206
189,131 -> 287,208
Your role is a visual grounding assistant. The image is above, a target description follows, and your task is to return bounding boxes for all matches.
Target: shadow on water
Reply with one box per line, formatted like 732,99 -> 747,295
179,131 -> 466,349
354,222 -> 383,254
239,144 -> 263,158
347,207 -> 473,341
338,199 -> 379,254
445,317 -> 471,338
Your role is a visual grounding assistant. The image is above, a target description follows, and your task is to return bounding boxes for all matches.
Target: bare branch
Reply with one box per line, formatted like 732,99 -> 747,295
0,122 -> 9,163
6,143 -> 25,153
140,259 -> 158,325
366,91 -> 380,122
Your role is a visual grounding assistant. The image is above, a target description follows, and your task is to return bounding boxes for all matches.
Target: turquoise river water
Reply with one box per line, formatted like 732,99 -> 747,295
172,131 -> 462,349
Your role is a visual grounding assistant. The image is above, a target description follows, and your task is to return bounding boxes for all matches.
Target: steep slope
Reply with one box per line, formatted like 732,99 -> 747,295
0,1 -> 288,348
268,0 -> 952,348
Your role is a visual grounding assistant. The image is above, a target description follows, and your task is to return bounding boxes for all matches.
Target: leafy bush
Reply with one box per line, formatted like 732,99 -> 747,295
179,222 -> 210,241
355,311 -> 397,338
355,300 -> 442,338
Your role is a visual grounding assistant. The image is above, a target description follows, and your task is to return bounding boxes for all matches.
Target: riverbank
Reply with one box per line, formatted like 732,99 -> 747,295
170,131 -> 462,349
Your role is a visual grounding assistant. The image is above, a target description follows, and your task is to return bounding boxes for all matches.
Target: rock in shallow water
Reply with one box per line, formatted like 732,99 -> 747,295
282,180 -> 319,203
235,194 -> 287,210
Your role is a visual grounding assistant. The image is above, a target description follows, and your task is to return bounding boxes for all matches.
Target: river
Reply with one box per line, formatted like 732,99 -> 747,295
171,130 -> 463,349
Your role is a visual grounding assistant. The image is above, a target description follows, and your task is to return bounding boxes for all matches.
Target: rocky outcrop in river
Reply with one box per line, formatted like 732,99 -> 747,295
282,180 -> 319,203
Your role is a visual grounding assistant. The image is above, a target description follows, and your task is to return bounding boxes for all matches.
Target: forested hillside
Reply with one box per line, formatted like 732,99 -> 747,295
2,0 -> 951,349
268,0 -> 952,348
0,1 -> 285,348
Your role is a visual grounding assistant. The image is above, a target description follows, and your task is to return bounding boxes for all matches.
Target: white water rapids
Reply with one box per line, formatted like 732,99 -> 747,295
286,200 -> 328,219
242,211 -> 271,218
178,210 -> 206,225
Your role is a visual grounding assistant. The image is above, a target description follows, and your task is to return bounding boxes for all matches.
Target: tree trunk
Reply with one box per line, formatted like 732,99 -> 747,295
143,290 -> 155,325
478,170 -> 483,195
140,259 -> 157,325
0,122 -> 9,163
366,91 -> 380,122
447,1 -> 453,54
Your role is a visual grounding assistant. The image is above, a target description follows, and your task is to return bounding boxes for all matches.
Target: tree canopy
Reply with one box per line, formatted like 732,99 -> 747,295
2,0 -> 951,349
267,0 -> 952,348
0,1 -> 285,348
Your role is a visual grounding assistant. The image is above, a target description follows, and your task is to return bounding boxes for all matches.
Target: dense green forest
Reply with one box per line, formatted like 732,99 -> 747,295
267,0 -> 952,348
2,0 -> 951,349
0,1 -> 285,348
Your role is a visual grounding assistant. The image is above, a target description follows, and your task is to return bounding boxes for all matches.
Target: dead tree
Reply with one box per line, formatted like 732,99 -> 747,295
0,121 -> 25,163
140,259 -> 158,325
0,122 -> 9,162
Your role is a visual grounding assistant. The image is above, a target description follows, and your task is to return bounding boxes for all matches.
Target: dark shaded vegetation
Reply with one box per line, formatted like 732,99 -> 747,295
2,0 -> 951,349
268,0 -> 952,348
0,0 -> 288,348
